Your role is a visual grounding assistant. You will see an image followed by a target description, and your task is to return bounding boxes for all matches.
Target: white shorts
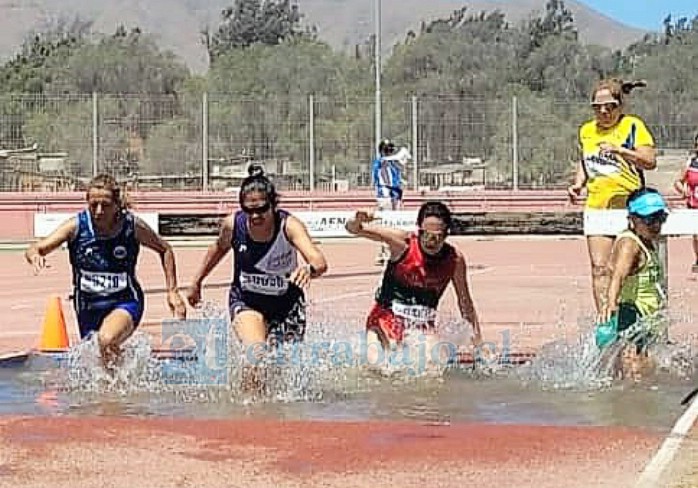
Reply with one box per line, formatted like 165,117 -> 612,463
376,198 -> 398,211
583,208 -> 626,236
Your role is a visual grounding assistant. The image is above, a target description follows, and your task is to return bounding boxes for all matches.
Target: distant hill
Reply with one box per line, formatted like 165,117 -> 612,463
0,0 -> 651,73
300,0 -> 649,53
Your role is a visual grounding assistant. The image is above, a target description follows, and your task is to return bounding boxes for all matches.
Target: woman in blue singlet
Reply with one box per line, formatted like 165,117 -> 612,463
24,174 -> 187,368
186,164 -> 328,390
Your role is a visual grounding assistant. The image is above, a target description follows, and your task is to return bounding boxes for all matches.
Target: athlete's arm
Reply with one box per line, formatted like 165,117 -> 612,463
616,144 -> 656,171
345,209 -> 409,257
134,216 -> 179,292
134,216 -> 186,318
286,214 -> 328,288
24,216 -> 77,274
451,250 -> 482,345
286,215 -> 328,274
567,161 -> 587,203
599,238 -> 642,324
187,215 -> 233,304
674,165 -> 688,196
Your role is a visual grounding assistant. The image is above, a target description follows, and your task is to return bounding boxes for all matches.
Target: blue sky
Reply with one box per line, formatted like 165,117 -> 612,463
578,1 -> 697,31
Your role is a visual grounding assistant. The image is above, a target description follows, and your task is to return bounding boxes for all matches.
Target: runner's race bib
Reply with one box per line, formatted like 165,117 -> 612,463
240,272 -> 288,295
79,271 -> 128,295
392,301 -> 437,323
584,152 -> 621,177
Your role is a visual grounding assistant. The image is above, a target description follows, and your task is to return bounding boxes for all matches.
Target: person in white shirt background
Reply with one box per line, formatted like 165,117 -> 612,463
372,139 -> 412,265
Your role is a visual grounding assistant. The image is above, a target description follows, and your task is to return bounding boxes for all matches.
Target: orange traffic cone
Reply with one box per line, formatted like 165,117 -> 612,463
38,295 -> 69,352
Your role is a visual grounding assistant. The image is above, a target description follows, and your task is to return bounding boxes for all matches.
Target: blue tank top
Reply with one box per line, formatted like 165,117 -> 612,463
68,210 -> 143,310
230,209 -> 301,312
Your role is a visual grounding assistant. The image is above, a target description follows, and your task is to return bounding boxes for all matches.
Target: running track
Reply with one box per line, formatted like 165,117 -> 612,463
0,237 -> 697,487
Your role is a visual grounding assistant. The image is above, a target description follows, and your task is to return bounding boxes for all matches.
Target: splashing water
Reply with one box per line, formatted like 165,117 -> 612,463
160,300 -> 375,407
516,309 -> 697,391
52,332 -> 162,395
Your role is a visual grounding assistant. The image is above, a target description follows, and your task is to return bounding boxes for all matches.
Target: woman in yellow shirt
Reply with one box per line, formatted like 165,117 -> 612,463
568,78 -> 657,314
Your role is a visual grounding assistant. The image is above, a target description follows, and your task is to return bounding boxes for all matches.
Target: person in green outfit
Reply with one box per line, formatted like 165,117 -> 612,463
596,187 -> 669,378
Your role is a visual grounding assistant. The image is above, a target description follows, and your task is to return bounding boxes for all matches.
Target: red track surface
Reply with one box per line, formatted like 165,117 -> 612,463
0,417 -> 666,488
0,237 -> 697,487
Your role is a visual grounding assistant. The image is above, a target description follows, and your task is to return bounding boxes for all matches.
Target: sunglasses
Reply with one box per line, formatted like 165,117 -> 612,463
419,228 -> 447,240
635,211 -> 667,226
241,201 -> 271,215
591,102 -> 620,112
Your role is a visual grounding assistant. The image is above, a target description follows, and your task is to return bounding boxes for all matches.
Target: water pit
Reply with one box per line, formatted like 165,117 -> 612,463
0,309 -> 696,431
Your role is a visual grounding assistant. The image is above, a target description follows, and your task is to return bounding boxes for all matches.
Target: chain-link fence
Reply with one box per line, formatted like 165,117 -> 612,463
0,92 -> 695,192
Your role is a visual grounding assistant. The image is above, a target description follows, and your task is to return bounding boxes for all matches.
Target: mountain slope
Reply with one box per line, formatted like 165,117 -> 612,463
302,0 -> 649,52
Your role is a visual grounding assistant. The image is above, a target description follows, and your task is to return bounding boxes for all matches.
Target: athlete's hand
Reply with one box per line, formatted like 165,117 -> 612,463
346,209 -> 377,234
567,184 -> 583,204
598,142 -> 620,156
597,302 -> 617,326
675,184 -> 689,198
167,290 -> 187,319
289,264 -> 313,289
185,284 -> 202,308
29,254 -> 47,275
346,208 -> 378,234
355,208 -> 378,224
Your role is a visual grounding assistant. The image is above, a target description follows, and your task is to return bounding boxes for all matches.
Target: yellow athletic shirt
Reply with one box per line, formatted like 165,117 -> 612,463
579,114 -> 655,209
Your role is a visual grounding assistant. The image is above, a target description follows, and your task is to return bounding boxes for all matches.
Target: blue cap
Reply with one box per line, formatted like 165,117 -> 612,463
627,191 -> 668,217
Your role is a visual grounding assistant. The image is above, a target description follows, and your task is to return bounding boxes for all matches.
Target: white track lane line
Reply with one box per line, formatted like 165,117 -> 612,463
634,395 -> 698,487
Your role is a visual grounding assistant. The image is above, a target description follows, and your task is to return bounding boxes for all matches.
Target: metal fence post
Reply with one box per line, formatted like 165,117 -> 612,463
92,91 -> 98,177
512,95 -> 519,191
658,235 -> 670,341
411,95 -> 418,191
374,0 -> 382,157
202,92 -> 209,192
309,94 -> 315,192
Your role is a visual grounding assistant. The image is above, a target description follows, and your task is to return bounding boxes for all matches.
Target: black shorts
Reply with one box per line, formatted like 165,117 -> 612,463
229,288 -> 306,344
617,303 -> 663,353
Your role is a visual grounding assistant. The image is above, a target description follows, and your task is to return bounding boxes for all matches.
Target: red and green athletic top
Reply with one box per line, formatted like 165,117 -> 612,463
374,232 -> 458,318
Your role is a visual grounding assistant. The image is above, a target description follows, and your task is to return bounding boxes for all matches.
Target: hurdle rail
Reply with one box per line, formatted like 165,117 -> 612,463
583,208 -> 698,303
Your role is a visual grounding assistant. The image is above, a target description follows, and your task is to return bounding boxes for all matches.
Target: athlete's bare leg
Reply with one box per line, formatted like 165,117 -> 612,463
97,309 -> 135,372
586,235 -> 615,313
233,310 -> 270,393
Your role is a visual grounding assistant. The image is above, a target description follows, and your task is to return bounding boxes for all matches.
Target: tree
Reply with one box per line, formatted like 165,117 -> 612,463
0,16 -> 92,94
203,0 -> 316,63
50,25 -> 189,95
525,0 -> 577,54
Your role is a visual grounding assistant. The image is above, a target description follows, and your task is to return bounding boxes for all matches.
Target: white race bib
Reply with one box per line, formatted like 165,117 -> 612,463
584,153 -> 621,177
392,302 -> 437,323
240,272 -> 288,295
79,271 -> 128,295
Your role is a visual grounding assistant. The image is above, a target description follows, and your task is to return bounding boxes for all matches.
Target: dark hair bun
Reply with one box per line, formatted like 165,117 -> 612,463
621,80 -> 647,94
247,163 -> 265,178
